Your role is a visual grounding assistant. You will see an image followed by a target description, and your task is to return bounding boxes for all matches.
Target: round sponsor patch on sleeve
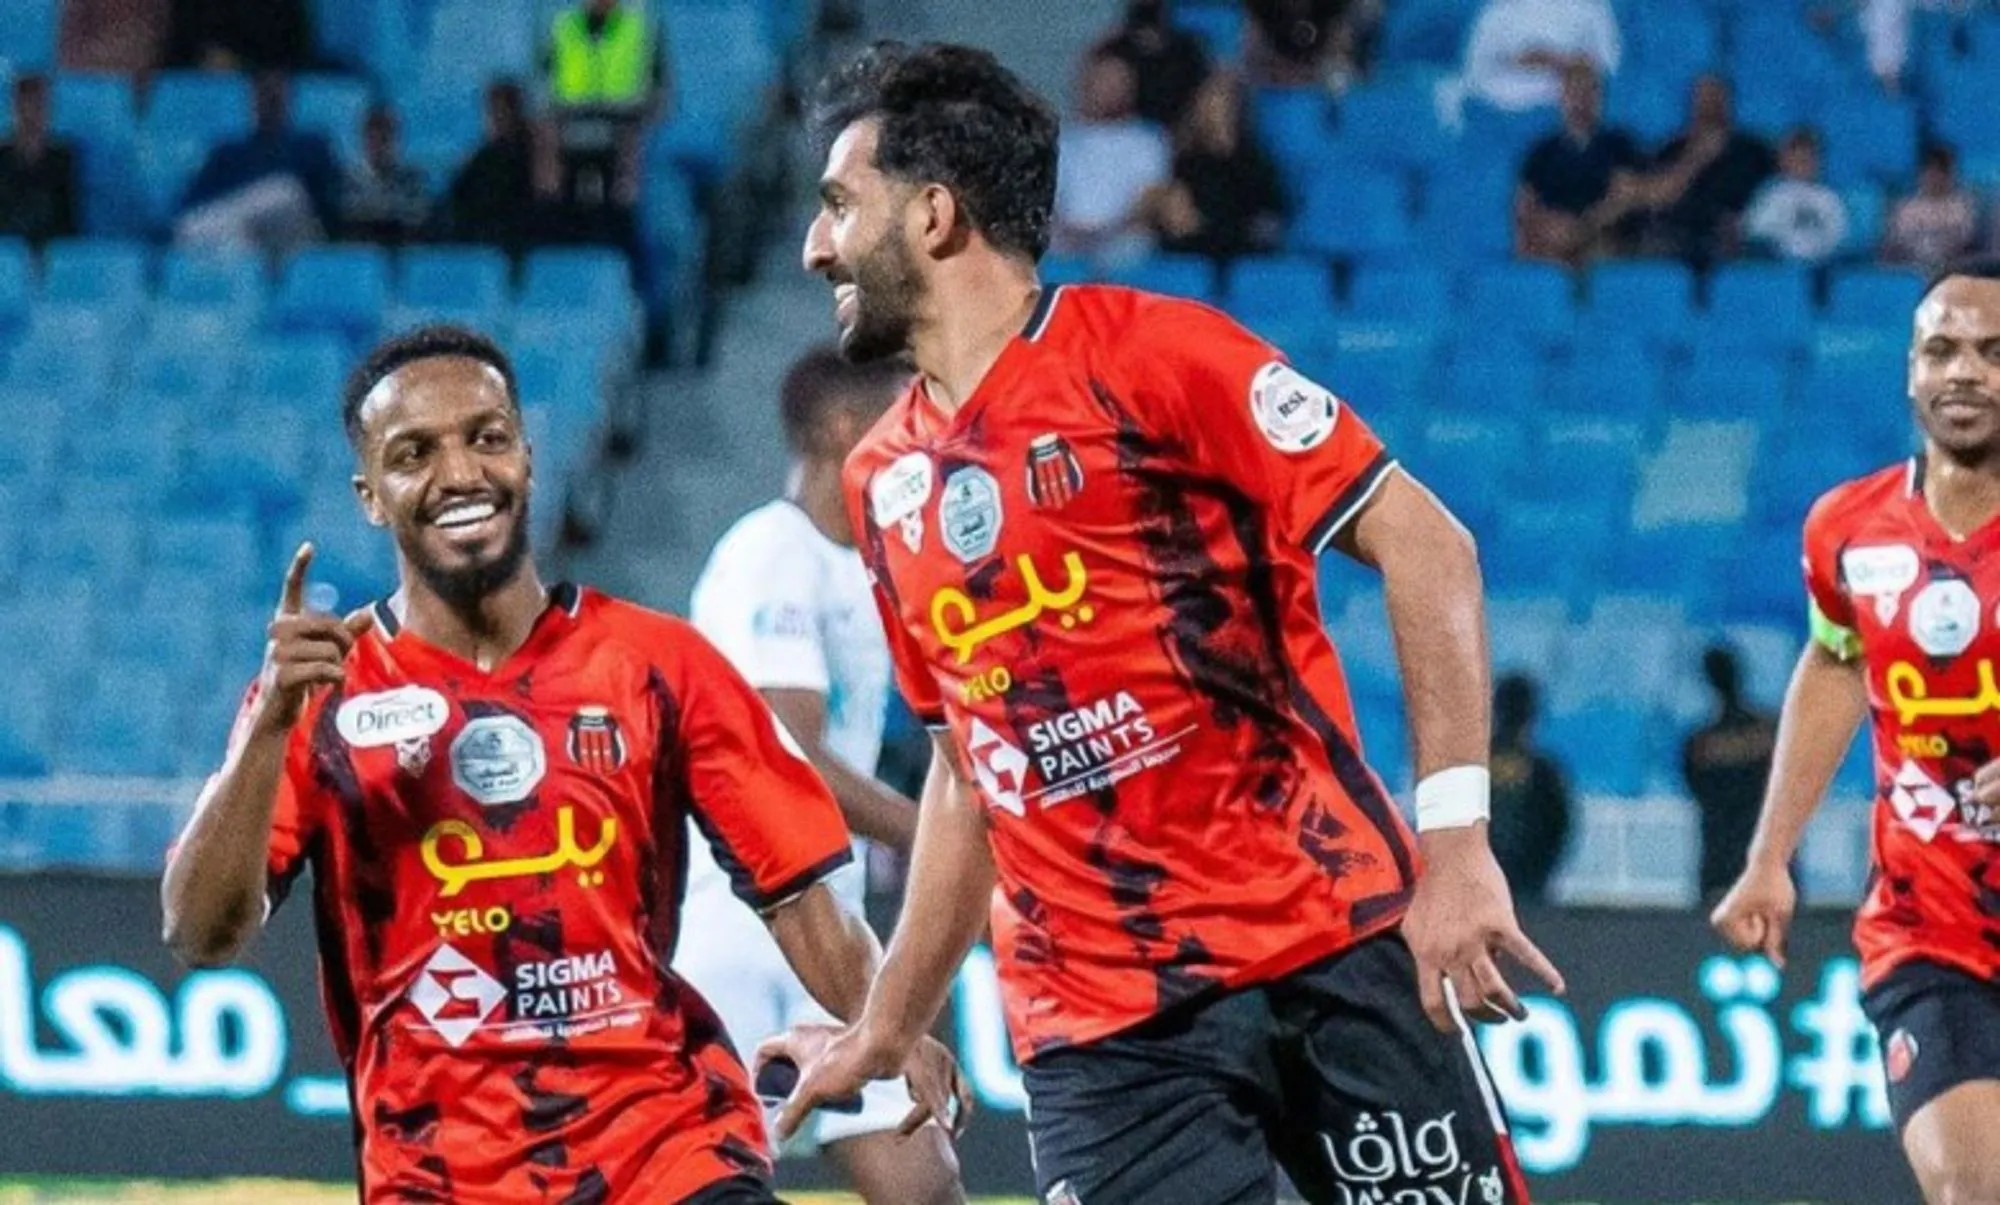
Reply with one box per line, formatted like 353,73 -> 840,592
1249,361 -> 1340,453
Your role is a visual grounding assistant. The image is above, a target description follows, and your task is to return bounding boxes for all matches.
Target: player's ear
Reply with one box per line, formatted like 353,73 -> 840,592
916,182 -> 961,255
352,474 -> 388,528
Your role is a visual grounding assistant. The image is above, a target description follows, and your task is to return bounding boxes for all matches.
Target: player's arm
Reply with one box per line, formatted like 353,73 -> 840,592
162,545 -> 362,966
763,687 -> 919,853
765,879 -> 885,1022
762,730 -> 992,1140
1711,639 -> 1866,966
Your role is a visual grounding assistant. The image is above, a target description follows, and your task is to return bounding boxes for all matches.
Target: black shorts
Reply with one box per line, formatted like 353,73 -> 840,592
680,1174 -> 783,1205
1862,958 -> 2000,1132
1021,933 -> 1531,1205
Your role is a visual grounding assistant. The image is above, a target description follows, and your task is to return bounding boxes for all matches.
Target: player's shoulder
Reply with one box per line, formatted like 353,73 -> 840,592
1043,283 -> 1251,354
572,588 -> 706,659
843,376 -> 929,483
706,499 -> 817,566
1805,458 -> 1917,536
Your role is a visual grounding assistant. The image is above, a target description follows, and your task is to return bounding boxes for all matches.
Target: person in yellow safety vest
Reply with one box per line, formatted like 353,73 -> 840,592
542,0 -> 668,207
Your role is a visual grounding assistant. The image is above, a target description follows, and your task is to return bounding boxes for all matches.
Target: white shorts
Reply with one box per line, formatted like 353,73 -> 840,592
676,879 -> 915,1151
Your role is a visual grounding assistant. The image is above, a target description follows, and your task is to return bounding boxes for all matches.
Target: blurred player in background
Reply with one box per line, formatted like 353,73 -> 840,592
679,346 -> 964,1204
160,325 -> 965,1204
1714,257 -> 2000,1204
766,42 -> 1560,1205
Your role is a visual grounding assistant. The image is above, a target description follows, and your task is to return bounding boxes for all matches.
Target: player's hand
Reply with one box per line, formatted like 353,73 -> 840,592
249,543 -> 374,736
1403,827 -> 1565,1031
895,1034 -> 973,1140
756,1021 -> 902,1142
1967,758 -> 2000,810
1710,858 -> 1797,969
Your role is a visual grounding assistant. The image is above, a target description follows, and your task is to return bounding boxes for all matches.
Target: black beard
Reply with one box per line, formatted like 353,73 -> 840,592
405,499 -> 533,614
840,234 -> 922,364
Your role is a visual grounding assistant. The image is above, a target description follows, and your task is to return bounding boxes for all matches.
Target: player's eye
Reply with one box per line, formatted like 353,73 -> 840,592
475,427 -> 512,450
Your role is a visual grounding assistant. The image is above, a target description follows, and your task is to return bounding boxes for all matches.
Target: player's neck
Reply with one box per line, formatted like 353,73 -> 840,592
911,264 -> 1041,415
1923,446 -> 2000,539
395,565 -> 551,671
791,460 -> 853,547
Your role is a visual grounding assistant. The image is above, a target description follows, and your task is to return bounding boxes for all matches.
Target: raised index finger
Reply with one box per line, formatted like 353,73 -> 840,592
277,542 -> 315,617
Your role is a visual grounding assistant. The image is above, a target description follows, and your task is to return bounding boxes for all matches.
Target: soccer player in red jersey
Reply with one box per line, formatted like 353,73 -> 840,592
159,325 -> 966,1204
762,43 -> 1562,1204
1715,258 -> 2000,1204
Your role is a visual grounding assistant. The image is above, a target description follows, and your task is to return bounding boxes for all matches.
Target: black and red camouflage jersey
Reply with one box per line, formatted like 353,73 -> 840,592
1803,459 -> 2000,989
843,284 -> 1419,1061
223,584 -> 852,1202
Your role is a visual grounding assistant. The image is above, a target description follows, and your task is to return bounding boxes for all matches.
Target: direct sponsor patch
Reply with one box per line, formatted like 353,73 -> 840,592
336,686 -> 450,749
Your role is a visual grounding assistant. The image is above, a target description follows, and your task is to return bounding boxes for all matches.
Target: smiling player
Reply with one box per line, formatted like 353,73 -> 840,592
160,324 -> 965,1204
1714,257 -> 2000,1204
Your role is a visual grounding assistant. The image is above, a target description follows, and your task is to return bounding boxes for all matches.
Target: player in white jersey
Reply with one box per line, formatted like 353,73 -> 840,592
681,347 -> 964,1205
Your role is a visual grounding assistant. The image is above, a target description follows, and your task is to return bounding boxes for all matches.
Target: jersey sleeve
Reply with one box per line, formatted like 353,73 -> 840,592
843,457 -> 948,727
1122,298 -> 1397,553
667,623 -> 854,913
1802,490 -> 1861,661
693,520 -> 831,695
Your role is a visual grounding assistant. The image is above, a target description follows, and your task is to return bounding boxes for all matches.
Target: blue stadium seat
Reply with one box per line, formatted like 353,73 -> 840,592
1607,78 -> 1684,146
1412,415 -> 1528,529
1338,78 -> 1451,175
1316,320 -> 1440,412
1522,417 -> 1645,505
418,0 -> 538,95
1821,95 -> 1920,186
1828,268 -> 1923,328
1437,340 -> 1546,418
1346,264 -> 1448,321
1378,0 -> 1469,65
1175,1 -> 1243,59
160,247 -> 268,312
95,599 -> 222,678
134,136 -> 212,226
1292,167 -> 1413,261
52,73 -> 138,149
5,315 -> 115,396
1413,165 -> 1515,264
131,331 -> 238,399
1487,503 -> 1617,602
1674,358 -> 1788,423
56,666 -> 177,777
399,246 -> 512,311
241,333 -> 349,401
0,0 -> 58,69
183,409 -> 311,517
519,247 -> 636,332
1543,706 -> 1653,796
1583,260 -> 1697,349
271,246 -> 391,343
41,238 -> 151,316
1459,263 -> 1576,348
1702,263 -> 1816,350
1224,255 -> 1335,319
1933,76 -> 2000,159
65,409 -> 186,489
0,393 -> 63,482
1550,338 -> 1662,419
1103,253 -> 1217,303
142,72 -> 254,146
0,238 -> 30,337
664,1 -> 777,130
28,509 -> 143,591
293,73 -> 372,164
150,515 -> 262,599
397,86 -> 484,183
1253,86 -> 1337,198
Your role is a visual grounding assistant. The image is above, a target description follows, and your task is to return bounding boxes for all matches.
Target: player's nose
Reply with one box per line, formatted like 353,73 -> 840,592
802,211 -> 834,274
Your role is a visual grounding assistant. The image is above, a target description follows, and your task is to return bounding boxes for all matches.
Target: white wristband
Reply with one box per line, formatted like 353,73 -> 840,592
1414,765 -> 1491,832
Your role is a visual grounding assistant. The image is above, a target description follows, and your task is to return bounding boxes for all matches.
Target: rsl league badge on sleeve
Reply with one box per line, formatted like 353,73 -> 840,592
566,706 -> 627,774
1249,361 -> 1339,453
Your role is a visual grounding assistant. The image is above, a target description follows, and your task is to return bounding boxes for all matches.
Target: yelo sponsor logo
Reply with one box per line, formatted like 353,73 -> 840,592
930,551 -> 1095,667
420,804 -> 617,898
432,905 -> 514,938
1896,733 -> 1951,759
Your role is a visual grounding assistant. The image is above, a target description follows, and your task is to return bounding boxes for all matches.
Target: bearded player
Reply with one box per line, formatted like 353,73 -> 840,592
678,346 -> 964,1204
763,43 -> 1560,1205
160,325 -> 965,1203
1714,257 -> 2000,1205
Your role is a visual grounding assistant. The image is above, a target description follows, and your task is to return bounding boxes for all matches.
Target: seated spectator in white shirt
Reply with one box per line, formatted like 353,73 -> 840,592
340,105 -> 431,246
1052,49 -> 1171,263
1742,127 -> 1849,263
1883,143 -> 1981,273
1463,0 -> 1622,113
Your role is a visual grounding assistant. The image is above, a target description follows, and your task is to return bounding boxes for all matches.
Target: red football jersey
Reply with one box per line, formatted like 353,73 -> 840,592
225,584 -> 852,1202
844,285 -> 1418,1060
1804,458 -> 2000,989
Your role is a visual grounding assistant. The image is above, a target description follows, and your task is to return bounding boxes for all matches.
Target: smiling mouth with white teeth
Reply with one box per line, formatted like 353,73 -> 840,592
430,500 -> 501,530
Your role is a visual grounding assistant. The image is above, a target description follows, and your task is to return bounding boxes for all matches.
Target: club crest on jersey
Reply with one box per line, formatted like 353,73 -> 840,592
451,713 -> 547,806
566,706 -> 627,774
1025,433 -> 1084,510
1249,361 -> 1339,453
336,686 -> 450,749
940,466 -> 1004,563
1885,1028 -> 1919,1083
1908,577 -> 1980,658
1841,544 -> 1920,622
396,736 -> 433,777
871,453 -> 933,553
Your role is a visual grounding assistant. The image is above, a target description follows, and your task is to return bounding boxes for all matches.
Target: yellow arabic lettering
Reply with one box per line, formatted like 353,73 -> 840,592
932,552 -> 1092,665
1884,659 -> 2000,727
421,805 -> 618,898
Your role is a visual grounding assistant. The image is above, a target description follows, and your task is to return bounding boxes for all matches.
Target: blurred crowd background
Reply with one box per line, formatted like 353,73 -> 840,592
0,0 -> 1990,917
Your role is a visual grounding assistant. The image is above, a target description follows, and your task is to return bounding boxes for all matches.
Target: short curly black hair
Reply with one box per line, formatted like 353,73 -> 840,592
341,324 -> 518,450
810,41 -> 1058,262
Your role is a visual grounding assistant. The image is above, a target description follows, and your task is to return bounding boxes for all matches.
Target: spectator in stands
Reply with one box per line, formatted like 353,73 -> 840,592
448,81 -> 548,256
1883,143 -> 1981,272
1462,0 -> 1621,113
1052,49 -> 1170,264
1630,75 -> 1773,266
1093,0 -> 1211,129
1683,645 -> 1778,905
340,105 -> 430,246
60,0 -> 168,74
1742,126 -> 1850,263
542,0 -> 667,216
1514,64 -> 1644,266
165,0 -> 317,71
0,75 -> 80,249
1242,0 -> 1351,88
174,71 -> 338,255
1146,71 -> 1286,261
1487,674 -> 1572,907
